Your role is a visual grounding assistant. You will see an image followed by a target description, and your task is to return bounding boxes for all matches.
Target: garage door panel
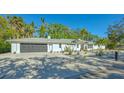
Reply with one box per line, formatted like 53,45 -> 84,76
20,43 -> 47,52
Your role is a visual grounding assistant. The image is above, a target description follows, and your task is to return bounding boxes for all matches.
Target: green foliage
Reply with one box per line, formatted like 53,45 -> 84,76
95,38 -> 108,46
24,23 -> 35,38
0,39 -> 10,53
0,16 -> 11,53
7,16 -> 25,38
47,24 -> 80,39
80,28 -> 89,40
96,49 -> 104,56
0,16 -> 8,30
106,41 -> 116,49
80,28 -> 100,41
39,25 -> 46,37
107,18 -> 124,49
39,17 -> 47,37
0,15 -> 36,53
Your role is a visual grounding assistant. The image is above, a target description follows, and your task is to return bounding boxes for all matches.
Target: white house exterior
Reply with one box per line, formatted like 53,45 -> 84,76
82,41 -> 105,50
7,38 -> 106,54
47,44 -> 81,52
11,43 -> 20,54
8,38 -> 82,54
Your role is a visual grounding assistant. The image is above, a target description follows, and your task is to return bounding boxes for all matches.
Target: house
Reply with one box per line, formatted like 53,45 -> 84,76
82,41 -> 105,50
7,38 -> 83,54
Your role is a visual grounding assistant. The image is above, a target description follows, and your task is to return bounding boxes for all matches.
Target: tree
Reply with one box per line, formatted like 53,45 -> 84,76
0,16 -> 11,53
0,16 -> 12,40
24,22 -> 35,38
0,15 -> 37,53
107,18 -> 124,49
95,38 -> 108,46
80,28 -> 100,41
80,28 -> 89,40
39,17 -> 47,37
47,24 -> 79,39
0,16 -> 8,30
0,38 -> 10,53
7,16 -> 25,38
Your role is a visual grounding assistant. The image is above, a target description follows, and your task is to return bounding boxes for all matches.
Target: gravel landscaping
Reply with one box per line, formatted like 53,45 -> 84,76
0,52 -> 124,79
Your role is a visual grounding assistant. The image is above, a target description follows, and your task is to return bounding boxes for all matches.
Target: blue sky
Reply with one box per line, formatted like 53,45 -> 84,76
1,14 -> 124,37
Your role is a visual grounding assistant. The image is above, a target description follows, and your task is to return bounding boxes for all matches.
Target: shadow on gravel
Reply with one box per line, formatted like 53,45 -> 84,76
0,57 -> 88,79
107,73 -> 124,79
112,64 -> 124,70
0,56 -> 124,79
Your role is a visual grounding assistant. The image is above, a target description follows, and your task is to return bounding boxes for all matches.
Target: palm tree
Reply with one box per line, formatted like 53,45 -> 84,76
7,16 -> 24,39
24,22 -> 35,38
39,17 -> 47,37
80,28 -> 89,40
28,22 -> 35,38
47,24 -> 71,39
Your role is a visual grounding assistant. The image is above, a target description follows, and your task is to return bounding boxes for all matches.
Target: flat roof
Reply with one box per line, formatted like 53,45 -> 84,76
7,38 -> 84,44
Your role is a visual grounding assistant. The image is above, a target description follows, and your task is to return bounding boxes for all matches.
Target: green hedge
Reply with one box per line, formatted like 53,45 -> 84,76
0,39 -> 11,53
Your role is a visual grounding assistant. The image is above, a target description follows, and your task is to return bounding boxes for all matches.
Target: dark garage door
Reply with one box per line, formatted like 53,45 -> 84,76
20,43 -> 47,52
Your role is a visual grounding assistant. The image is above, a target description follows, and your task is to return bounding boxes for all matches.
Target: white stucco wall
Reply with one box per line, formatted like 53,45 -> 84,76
82,44 -> 105,50
47,44 -> 81,52
93,45 -> 105,50
93,45 -> 99,50
47,44 -> 52,52
72,44 -> 81,51
11,43 -> 20,54
99,45 -> 105,49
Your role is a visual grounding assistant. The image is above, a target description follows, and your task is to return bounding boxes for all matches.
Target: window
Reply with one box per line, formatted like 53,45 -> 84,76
59,44 -> 61,48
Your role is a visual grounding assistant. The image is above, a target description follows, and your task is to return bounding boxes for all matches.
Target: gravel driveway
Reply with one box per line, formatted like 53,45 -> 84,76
0,52 -> 124,79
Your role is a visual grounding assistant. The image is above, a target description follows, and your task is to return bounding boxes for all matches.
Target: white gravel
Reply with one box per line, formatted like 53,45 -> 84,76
0,52 -> 124,79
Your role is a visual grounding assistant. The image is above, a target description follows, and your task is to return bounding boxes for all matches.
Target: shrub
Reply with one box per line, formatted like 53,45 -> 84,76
0,39 -> 11,54
64,46 -> 74,55
84,49 -> 88,54
96,49 -> 104,56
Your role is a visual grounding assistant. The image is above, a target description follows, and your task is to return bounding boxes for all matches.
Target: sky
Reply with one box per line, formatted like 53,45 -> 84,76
1,14 -> 124,37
